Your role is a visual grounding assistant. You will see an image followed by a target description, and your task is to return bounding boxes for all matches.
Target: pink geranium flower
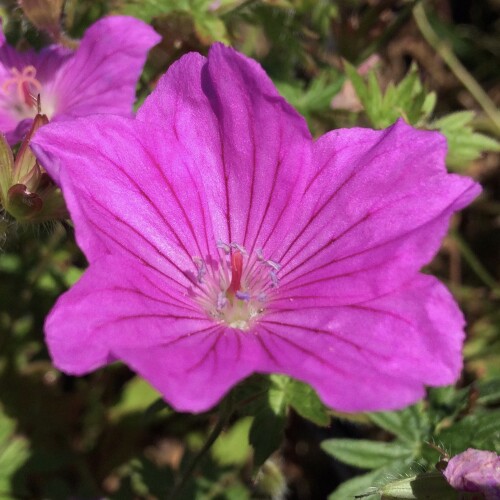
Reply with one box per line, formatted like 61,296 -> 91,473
0,16 -> 160,146
31,44 -> 480,413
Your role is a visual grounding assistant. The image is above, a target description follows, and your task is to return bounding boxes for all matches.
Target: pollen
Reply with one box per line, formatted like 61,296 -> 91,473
188,242 -> 280,330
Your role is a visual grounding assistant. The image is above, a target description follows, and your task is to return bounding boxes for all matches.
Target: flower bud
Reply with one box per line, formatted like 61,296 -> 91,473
0,114 -> 67,224
444,449 -> 500,500
18,0 -> 64,41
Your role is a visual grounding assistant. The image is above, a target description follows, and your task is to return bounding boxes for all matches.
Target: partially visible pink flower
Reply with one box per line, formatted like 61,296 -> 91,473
32,44 -> 480,413
444,449 -> 500,500
0,16 -> 160,146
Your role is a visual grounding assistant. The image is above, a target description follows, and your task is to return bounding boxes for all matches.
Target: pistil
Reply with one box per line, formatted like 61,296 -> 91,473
2,66 -> 42,109
189,243 -> 280,330
227,250 -> 243,296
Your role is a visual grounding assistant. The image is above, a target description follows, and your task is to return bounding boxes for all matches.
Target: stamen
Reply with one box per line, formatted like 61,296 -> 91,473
2,66 -> 42,108
230,242 -> 248,255
188,243 -> 282,330
235,290 -> 251,301
217,240 -> 230,253
192,256 -> 206,283
264,259 -> 281,271
269,270 -> 279,288
216,292 -> 228,311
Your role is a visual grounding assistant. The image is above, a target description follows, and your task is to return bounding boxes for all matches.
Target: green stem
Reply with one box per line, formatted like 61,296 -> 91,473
452,232 -> 499,291
413,2 -> 500,134
166,399 -> 233,500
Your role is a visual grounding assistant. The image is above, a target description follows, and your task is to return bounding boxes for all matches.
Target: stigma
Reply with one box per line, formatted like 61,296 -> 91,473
188,242 -> 280,330
2,66 -> 42,117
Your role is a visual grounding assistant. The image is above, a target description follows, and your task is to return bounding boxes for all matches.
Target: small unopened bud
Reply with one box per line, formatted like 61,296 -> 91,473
0,114 -> 67,224
444,449 -> 500,500
7,183 -> 43,220
12,114 -> 47,194
18,0 -> 64,41
254,458 -> 287,500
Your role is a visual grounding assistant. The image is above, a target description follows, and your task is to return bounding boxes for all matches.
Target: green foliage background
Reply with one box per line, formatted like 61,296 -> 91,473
0,0 -> 499,498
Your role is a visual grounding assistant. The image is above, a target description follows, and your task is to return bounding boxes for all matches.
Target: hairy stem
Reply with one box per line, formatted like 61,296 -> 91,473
452,232 -> 499,291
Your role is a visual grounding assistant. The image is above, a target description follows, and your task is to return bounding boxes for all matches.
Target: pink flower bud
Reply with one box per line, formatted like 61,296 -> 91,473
444,449 -> 500,500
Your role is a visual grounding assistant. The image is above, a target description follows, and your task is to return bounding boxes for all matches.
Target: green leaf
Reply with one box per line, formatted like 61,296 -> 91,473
432,111 -> 475,130
367,406 -> 424,444
421,92 -> 437,117
439,409 -> 500,453
0,409 -> 30,491
270,375 -> 330,426
249,406 -> 286,467
321,439 -> 413,470
212,417 -> 253,466
144,397 -> 173,419
477,377 -> 500,405
117,0 -> 186,22
247,376 -> 289,466
366,70 -> 383,121
192,12 -> 229,44
276,69 -> 344,121
109,377 -> 166,421
118,0 -> 229,43
379,471 -> 459,500
344,60 -> 370,109
328,459 -> 417,500
344,62 -> 435,128
244,375 -> 329,465
328,469 -> 381,500
0,134 -> 13,207
430,111 -> 500,169
0,437 -> 30,477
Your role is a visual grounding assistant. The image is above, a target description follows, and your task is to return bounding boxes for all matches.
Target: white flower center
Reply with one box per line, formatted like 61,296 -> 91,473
189,242 -> 280,330
1,65 -> 57,121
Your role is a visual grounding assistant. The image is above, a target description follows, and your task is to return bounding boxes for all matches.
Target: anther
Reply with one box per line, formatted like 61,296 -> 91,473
230,242 -> 248,255
192,257 -> 206,283
217,240 -> 231,253
264,259 -> 281,271
235,290 -> 251,301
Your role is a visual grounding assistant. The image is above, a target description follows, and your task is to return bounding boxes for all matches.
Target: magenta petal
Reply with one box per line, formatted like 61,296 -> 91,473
114,330 -> 263,412
32,115 -> 217,286
261,274 -> 465,411
50,16 -> 160,119
45,255 -> 211,376
277,120 -> 481,305
138,44 -> 312,255
46,255 -> 268,412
